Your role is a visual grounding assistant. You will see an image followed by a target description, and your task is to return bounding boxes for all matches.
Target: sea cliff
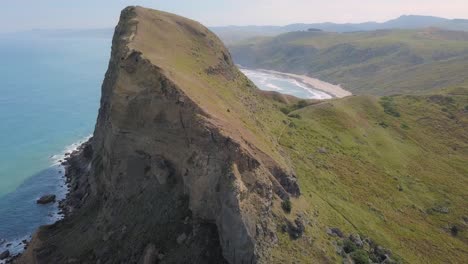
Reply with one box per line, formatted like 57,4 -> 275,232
17,6 -> 299,264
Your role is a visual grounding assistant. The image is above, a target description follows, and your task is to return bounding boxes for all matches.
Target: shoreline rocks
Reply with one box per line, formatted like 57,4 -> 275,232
36,194 -> 56,204
0,250 -> 10,260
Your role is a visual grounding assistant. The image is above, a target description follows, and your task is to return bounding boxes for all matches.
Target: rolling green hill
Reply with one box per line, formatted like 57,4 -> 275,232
270,85 -> 468,263
230,28 -> 468,95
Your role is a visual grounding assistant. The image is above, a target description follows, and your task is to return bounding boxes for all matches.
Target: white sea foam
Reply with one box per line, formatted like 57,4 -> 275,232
0,135 -> 92,262
50,135 -> 92,165
265,83 -> 283,91
291,79 -> 332,99
240,68 -> 333,99
0,234 -> 31,262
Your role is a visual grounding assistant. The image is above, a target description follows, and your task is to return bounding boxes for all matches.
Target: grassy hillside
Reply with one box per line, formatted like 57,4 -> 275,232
268,85 -> 468,263
230,28 -> 468,95
121,10 -> 468,262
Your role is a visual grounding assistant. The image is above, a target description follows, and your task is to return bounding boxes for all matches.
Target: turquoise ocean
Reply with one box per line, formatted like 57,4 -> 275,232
0,30 -> 111,254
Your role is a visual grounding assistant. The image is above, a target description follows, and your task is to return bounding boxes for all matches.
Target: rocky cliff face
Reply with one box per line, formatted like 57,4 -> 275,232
18,6 -> 298,264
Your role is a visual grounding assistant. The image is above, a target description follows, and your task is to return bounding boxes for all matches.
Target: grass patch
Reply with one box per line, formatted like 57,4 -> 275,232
380,96 -> 400,117
280,100 -> 310,114
378,121 -> 389,128
400,123 -> 410,130
288,113 -> 301,119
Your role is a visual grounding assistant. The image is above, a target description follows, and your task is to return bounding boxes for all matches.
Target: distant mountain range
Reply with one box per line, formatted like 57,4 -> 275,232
211,15 -> 468,44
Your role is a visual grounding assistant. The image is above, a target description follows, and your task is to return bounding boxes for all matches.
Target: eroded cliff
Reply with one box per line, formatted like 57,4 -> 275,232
18,6 -> 298,264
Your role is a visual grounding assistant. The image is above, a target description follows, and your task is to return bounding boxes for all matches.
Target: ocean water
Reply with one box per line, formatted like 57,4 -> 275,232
241,68 -> 332,99
0,31 -> 111,256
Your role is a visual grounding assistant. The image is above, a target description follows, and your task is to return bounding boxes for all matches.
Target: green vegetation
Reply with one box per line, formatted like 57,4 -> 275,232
279,99 -> 310,114
400,123 -> 410,130
350,249 -> 370,264
268,86 -> 468,263
380,96 -> 401,117
281,199 -> 292,213
343,239 -> 358,253
288,113 -> 301,119
230,28 -> 468,95
378,121 -> 389,128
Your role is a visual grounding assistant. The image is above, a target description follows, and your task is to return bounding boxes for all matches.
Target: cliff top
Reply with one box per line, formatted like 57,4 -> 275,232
119,6 -> 291,168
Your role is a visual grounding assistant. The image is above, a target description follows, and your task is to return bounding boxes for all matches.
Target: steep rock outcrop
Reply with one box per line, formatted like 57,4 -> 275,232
18,6 -> 298,264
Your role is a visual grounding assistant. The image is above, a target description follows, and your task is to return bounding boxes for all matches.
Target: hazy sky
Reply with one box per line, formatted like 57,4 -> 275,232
2,0 -> 468,32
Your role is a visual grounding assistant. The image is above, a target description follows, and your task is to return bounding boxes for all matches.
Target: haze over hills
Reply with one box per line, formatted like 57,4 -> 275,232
212,15 -> 468,44
0,28 -> 113,39
13,6 -> 468,264
230,28 -> 468,95
3,14 -> 468,44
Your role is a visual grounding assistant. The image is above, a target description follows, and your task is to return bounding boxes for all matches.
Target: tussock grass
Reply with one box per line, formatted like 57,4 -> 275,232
269,87 -> 468,263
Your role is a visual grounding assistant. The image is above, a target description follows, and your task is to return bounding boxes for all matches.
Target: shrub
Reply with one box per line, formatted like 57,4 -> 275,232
280,107 -> 290,115
289,113 -> 301,119
279,100 -> 310,116
343,239 -> 357,253
281,199 -> 292,213
380,97 -> 400,117
296,100 -> 308,109
465,105 -> 468,111
400,123 -> 409,130
350,249 -> 370,264
378,121 -> 389,128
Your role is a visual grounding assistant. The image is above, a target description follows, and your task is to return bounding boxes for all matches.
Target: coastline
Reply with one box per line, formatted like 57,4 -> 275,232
56,139 -> 93,218
0,138 -> 92,264
244,67 -> 352,98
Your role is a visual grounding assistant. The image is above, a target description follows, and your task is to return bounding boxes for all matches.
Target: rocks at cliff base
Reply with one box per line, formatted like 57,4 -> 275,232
141,244 -> 158,264
176,233 -> 187,244
0,250 -> 10,260
330,229 -> 399,264
283,216 -> 306,239
36,194 -> 56,204
431,206 -> 449,214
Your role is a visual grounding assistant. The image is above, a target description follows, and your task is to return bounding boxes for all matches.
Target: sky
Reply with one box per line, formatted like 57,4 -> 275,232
1,0 -> 468,32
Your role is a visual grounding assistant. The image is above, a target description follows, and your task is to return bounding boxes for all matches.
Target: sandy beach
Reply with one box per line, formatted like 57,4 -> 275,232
258,69 -> 352,98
